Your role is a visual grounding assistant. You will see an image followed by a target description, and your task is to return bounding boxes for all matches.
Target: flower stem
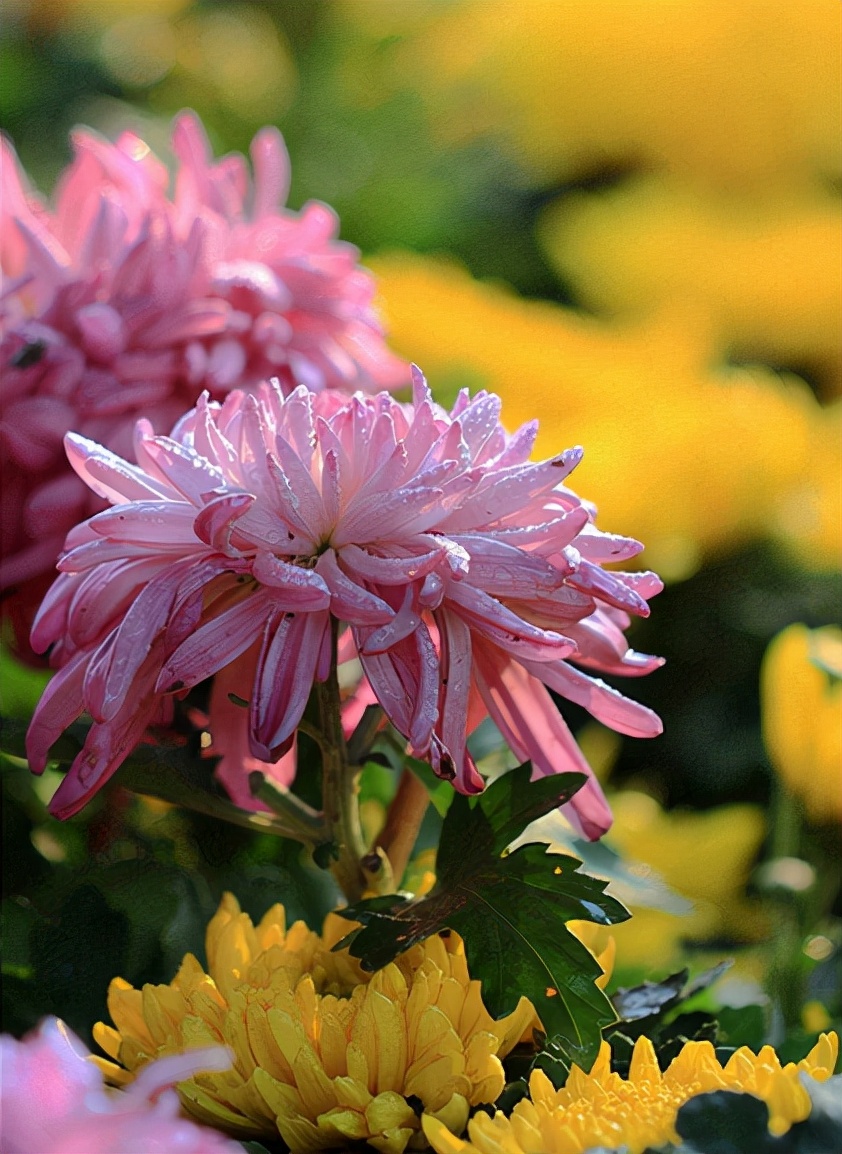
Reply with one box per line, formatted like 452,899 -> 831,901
766,781 -> 809,1034
248,772 -> 329,844
316,622 -> 368,903
375,769 -> 430,890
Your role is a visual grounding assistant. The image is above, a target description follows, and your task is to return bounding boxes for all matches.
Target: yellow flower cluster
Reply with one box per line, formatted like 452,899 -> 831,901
605,791 -> 769,970
338,0 -> 840,193
93,894 -> 538,1153
372,253 -> 839,580
341,0 -> 842,427
423,1032 -> 839,1154
538,180 -> 842,398
762,624 -> 842,824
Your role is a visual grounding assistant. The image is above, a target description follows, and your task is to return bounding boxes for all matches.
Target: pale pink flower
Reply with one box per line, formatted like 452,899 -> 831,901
28,370 -> 662,838
0,1016 -> 240,1154
0,112 -> 407,638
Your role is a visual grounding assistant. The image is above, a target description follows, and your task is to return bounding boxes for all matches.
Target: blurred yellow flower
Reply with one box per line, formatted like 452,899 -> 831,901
605,791 -> 768,970
24,0 -> 190,30
567,921 -> 615,992
762,624 -> 842,824
802,1000 -> 832,1035
338,0 -> 841,194
539,180 -> 842,399
170,4 -> 297,120
93,894 -> 538,1152
423,1032 -> 839,1154
373,252 -> 838,579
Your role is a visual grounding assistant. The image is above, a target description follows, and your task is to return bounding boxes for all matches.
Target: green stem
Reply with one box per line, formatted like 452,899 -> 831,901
248,772 -> 329,844
316,621 -> 368,902
766,781 -> 808,1033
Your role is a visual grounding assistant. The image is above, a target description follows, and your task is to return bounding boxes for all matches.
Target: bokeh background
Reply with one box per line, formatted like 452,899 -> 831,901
2,0 -> 840,1064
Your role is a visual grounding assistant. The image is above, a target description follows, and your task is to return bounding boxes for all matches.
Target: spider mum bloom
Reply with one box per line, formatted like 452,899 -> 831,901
27,371 -> 662,835
0,111 -> 407,629
93,893 -> 539,1153
0,1016 -> 240,1154
423,1031 -> 840,1154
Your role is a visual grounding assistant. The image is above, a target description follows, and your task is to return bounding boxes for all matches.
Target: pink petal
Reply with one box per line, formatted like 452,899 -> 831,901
26,652 -> 88,773
451,534 -> 565,595
156,591 -> 271,693
64,433 -> 171,504
567,559 -> 651,616
49,677 -> 161,819
446,580 -> 576,662
250,125 -> 291,217
472,645 -> 613,841
316,549 -> 394,625
85,561 -> 192,722
434,608 -> 483,792
193,492 -> 254,554
250,609 -> 330,759
522,657 -> 663,738
88,500 -> 198,545
252,552 -> 331,610
361,584 -> 421,655
337,543 -> 444,585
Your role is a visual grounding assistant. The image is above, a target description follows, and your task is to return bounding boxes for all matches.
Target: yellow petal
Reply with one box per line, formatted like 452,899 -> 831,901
92,1021 -> 122,1061
317,1106 -> 370,1140
369,989 -> 409,1090
422,1115 -> 472,1154
428,1092 -> 470,1137
364,1090 -> 417,1133
800,1031 -> 839,1077
332,1074 -> 373,1112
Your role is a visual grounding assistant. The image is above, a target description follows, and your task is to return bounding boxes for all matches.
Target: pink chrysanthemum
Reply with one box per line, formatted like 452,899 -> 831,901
0,111 -> 407,628
0,1016 -> 240,1154
27,370 -> 662,838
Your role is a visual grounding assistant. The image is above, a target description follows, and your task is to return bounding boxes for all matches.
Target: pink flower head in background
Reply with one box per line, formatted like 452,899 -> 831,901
0,110 -> 407,642
27,369 -> 662,839
0,1016 -> 239,1154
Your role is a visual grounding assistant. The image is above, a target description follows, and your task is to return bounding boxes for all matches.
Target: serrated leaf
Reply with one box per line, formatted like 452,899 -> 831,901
338,763 -> 629,1068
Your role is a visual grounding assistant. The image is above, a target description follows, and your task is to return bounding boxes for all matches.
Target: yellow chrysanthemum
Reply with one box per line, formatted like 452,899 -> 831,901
338,0 -> 841,195
762,624 -> 842,824
373,252 -> 838,578
93,894 -> 539,1153
423,1032 -> 839,1154
539,179 -> 842,398
605,791 -> 769,970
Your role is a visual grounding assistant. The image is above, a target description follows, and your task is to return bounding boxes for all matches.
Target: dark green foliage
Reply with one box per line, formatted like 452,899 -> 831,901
669,1074 -> 842,1154
603,964 -> 730,1078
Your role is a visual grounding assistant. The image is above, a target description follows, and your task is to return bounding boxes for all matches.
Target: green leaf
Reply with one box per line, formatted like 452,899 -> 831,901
0,712 -> 321,842
716,1004 -> 767,1052
669,1075 -> 842,1154
338,763 -> 629,1068
611,969 -> 689,1024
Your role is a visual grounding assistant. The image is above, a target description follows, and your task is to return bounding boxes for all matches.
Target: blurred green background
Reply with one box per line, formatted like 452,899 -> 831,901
1,0 -> 840,1062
